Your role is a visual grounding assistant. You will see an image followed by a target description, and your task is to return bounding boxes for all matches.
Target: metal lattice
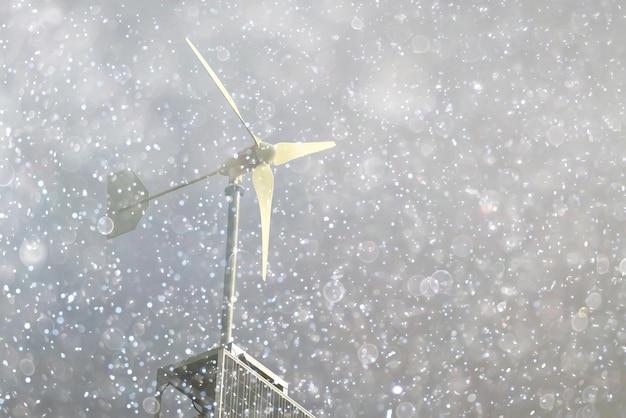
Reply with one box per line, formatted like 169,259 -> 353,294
155,344 -> 316,418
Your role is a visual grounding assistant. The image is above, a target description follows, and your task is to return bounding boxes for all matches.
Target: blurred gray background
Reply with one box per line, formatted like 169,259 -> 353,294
1,0 -> 625,417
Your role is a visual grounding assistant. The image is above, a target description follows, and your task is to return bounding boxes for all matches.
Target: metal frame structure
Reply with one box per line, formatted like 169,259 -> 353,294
154,343 -> 315,418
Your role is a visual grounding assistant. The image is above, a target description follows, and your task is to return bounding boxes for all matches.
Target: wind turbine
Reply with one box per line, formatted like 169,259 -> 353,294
105,38 -> 335,344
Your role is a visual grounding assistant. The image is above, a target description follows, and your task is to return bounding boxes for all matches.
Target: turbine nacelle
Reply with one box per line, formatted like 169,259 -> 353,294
219,143 -> 277,178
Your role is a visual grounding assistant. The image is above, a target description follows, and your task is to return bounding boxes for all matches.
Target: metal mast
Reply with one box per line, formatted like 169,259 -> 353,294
220,175 -> 243,345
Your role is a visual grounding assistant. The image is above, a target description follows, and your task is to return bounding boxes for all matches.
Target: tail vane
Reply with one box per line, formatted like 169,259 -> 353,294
106,170 -> 149,239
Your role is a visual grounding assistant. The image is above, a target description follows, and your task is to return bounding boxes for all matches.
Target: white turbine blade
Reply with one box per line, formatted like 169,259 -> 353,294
273,141 -> 336,166
252,163 -> 274,281
186,37 -> 261,147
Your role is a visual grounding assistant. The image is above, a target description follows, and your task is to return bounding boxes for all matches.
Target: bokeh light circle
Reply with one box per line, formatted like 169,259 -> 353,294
357,343 -> 379,364
323,280 -> 346,303
97,216 -> 114,235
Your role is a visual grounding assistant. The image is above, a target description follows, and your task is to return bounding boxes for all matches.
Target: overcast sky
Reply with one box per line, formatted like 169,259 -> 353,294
1,1 -> 626,417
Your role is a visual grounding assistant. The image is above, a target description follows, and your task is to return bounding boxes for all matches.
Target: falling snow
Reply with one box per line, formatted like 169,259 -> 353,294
1,0 -> 626,417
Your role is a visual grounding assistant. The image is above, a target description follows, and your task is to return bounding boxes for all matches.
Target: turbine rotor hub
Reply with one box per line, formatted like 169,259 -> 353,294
254,142 -> 276,164
220,142 -> 276,178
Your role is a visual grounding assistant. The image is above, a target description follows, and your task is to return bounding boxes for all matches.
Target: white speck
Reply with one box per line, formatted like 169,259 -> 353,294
391,385 -> 403,395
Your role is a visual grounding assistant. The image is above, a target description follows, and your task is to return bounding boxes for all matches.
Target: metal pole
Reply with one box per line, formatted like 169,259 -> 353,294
113,167 -> 222,215
220,175 -> 243,346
